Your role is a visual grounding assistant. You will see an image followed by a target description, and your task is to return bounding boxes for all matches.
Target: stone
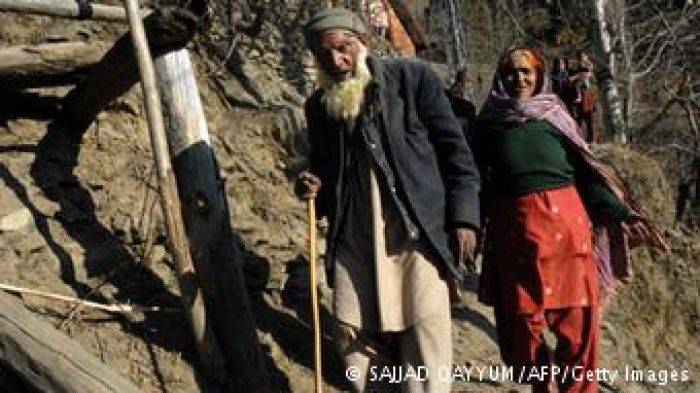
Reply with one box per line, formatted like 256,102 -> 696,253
31,196 -> 61,217
280,84 -> 305,106
0,208 -> 32,233
12,231 -> 46,255
214,76 -> 260,108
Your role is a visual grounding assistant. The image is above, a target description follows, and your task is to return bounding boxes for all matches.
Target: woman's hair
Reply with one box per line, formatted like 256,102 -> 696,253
497,45 -> 546,95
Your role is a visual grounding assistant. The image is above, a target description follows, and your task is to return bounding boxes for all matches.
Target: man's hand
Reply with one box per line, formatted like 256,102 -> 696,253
452,228 -> 478,273
295,171 -> 322,200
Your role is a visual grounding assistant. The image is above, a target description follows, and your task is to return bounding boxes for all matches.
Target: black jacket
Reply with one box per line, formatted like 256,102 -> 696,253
446,92 -> 477,145
305,57 -> 480,283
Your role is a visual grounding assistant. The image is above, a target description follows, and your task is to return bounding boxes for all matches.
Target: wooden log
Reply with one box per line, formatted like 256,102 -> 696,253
0,42 -> 107,88
154,49 -> 269,391
61,6 -> 197,136
122,0 -> 225,384
0,291 -> 140,392
0,0 -> 150,22
387,0 -> 428,51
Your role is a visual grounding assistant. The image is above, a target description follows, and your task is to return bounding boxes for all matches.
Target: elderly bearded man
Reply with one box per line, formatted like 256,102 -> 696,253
295,8 -> 480,392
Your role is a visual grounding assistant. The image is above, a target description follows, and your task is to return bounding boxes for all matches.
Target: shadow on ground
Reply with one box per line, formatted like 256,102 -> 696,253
1,120 -> 208,390
243,247 -> 348,392
453,272 -> 499,342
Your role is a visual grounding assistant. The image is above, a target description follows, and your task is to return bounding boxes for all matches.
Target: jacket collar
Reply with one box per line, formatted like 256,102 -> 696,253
366,56 -> 390,132
366,56 -> 385,91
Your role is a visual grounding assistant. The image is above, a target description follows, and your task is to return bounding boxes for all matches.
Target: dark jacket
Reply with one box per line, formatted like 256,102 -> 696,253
305,57 -> 480,283
446,92 -> 477,144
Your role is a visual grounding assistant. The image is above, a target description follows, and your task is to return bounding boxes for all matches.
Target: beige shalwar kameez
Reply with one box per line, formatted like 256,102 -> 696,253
332,146 -> 452,392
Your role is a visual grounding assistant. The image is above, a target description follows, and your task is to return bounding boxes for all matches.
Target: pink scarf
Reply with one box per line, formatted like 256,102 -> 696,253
479,77 -> 668,299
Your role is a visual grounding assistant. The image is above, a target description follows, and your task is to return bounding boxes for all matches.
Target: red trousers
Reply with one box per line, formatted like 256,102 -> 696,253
495,306 -> 600,393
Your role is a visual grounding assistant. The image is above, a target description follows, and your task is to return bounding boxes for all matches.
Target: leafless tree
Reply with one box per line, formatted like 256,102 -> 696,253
590,0 -> 628,142
617,0 -> 699,133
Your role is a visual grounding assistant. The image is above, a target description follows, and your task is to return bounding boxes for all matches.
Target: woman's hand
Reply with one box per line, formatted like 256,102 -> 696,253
623,213 -> 669,252
295,171 -> 322,200
623,213 -> 652,239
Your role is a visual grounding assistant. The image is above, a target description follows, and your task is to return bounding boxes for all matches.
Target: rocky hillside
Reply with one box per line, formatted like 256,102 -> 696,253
0,1 -> 697,392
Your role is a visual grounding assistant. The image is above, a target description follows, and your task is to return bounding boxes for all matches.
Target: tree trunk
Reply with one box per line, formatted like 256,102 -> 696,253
0,0 -> 149,22
61,7 -> 197,136
0,42 -> 107,88
618,0 -> 635,132
590,0 -> 627,143
694,161 -> 700,212
154,49 -> 269,391
681,100 -> 700,210
0,291 -> 140,392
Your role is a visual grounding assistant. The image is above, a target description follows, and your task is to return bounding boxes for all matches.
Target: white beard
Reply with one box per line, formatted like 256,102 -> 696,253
317,44 -> 372,124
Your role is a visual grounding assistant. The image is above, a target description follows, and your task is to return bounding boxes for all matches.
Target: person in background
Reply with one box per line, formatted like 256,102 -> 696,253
446,67 -> 477,143
296,8 -> 481,392
551,57 -> 579,119
551,57 -> 569,97
572,52 -> 596,141
473,45 -> 668,393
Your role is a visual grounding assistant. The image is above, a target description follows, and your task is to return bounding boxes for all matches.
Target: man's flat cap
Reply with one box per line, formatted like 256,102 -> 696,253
304,7 -> 367,47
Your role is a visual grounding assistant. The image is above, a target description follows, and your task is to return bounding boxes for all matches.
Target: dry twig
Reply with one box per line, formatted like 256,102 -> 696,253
0,283 -> 164,315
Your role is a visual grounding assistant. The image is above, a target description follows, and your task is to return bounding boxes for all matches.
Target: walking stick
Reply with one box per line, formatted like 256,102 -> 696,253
308,197 -> 323,393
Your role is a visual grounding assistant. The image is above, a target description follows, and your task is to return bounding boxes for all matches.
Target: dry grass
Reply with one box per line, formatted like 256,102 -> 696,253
593,144 -> 699,389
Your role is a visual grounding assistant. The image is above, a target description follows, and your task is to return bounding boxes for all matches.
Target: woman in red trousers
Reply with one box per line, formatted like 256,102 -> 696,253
473,46 -> 668,393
